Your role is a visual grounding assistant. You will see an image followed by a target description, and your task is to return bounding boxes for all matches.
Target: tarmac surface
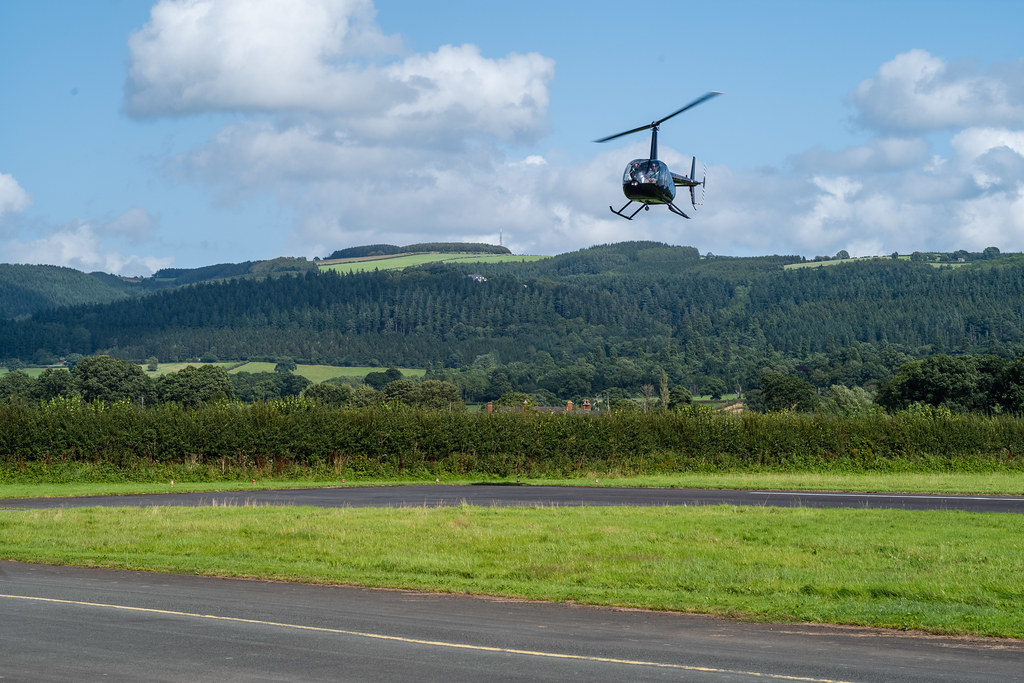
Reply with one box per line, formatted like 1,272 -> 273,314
3,483 -> 1024,513
3,561 -> 1023,682
4,485 -> 1023,681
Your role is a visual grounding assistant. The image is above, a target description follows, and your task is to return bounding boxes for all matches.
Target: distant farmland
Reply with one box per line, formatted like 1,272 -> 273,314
317,252 -> 549,274
134,362 -> 424,382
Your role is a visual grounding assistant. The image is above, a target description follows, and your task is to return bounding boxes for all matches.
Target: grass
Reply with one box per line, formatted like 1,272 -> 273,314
139,362 -> 237,376
0,367 -> 56,378
784,256 -> 970,270
2,472 -> 1022,499
130,361 -> 424,381
318,253 -> 548,274
784,257 -> 887,270
3,504 -> 1021,638
227,362 -> 424,382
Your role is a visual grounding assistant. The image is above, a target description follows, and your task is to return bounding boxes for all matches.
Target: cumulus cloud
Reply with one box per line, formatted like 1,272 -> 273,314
124,9 -> 1024,263
697,123 -> 1024,258
123,0 -> 561,257
101,207 -> 160,243
793,137 -> 930,173
0,172 -> 31,221
849,49 -> 1024,133
1,173 -> 170,275
678,50 -> 1024,259
125,0 -> 403,117
125,0 -> 553,146
4,222 -> 173,276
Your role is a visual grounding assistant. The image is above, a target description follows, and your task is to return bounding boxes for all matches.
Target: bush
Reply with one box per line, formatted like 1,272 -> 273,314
2,402 -> 1024,481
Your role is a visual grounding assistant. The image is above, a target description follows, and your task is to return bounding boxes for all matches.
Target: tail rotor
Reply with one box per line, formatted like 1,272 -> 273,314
689,158 -> 708,211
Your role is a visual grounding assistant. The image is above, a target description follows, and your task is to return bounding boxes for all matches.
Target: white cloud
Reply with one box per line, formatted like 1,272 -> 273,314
696,124 -> 1024,257
127,0 -> 558,258
793,137 -> 930,173
101,207 -> 160,243
379,44 -> 553,144
675,51 -> 1024,259
0,172 -> 31,220
125,0 -> 403,117
849,49 -> 1024,133
125,0 -> 553,145
4,222 -> 173,276
125,12 -> 1024,263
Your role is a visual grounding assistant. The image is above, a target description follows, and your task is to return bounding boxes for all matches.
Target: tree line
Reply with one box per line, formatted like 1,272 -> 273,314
0,356 -> 465,412
5,349 -> 1024,419
2,242 -> 1023,411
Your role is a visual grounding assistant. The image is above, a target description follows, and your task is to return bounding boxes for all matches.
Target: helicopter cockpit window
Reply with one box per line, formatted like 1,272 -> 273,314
623,160 -> 668,185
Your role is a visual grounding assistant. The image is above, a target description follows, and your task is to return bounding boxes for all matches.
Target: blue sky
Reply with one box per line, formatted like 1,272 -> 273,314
2,0 -> 1024,275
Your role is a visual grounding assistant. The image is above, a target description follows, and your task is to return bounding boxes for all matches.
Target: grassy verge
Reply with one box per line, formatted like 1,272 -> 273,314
3,472 -> 1023,499
2,505 -> 1021,638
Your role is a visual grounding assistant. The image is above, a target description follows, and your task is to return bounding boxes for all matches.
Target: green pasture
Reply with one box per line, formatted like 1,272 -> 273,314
784,257 -> 887,270
318,252 -> 548,274
784,256 -> 969,270
228,362 -> 424,382
4,503 -> 1021,638
133,362 -> 424,382
140,362 -> 237,376
0,367 -> 51,378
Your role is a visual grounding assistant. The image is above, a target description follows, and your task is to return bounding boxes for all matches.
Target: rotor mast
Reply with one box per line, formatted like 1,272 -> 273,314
594,91 -> 723,160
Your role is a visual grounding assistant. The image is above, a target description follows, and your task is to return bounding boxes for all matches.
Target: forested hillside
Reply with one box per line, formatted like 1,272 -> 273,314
0,265 -> 130,319
1,257 -> 319,319
2,242 -> 1023,403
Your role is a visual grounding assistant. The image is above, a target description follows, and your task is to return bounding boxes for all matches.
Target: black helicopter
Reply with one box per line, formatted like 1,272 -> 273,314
595,91 -> 721,220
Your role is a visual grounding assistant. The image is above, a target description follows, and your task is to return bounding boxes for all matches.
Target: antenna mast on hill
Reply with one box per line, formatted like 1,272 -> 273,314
499,229 -> 503,247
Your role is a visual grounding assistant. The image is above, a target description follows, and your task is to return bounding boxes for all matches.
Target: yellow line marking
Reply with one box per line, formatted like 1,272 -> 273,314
1,593 -> 852,682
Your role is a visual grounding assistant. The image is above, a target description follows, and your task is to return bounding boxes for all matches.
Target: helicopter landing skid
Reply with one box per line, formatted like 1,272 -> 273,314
667,201 -> 691,219
609,201 -> 649,220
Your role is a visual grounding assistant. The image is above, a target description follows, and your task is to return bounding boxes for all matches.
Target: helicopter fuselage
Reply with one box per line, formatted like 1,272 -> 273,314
622,159 -> 675,205
596,91 -> 721,220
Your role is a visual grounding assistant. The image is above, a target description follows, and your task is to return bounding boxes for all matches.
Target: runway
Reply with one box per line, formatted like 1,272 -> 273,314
5,486 -> 1022,680
3,561 -> 1022,682
3,484 -> 1024,513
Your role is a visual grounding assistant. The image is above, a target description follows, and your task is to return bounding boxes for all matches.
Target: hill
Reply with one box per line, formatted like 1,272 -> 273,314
325,242 -> 511,260
2,241 -> 1024,403
318,252 -> 548,274
0,257 -> 318,319
1,246 -> 509,319
0,264 -> 131,319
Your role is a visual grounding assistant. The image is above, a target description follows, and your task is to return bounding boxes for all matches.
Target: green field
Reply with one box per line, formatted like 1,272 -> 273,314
133,362 -> 423,382
784,256 -> 888,270
138,362 -> 237,376
226,362 -> 423,382
0,367 -> 51,378
784,256 -> 969,270
4,503 -> 1021,638
318,252 -> 549,274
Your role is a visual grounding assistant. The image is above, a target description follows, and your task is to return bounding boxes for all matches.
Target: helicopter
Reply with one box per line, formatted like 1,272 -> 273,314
595,91 -> 722,220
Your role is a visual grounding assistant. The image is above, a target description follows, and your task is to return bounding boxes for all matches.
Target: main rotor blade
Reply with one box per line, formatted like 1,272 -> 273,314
593,91 -> 722,144
656,91 -> 723,127
594,122 -> 654,144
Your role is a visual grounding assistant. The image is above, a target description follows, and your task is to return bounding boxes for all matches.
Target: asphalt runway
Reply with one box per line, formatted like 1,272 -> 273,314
3,561 -> 1022,682
3,484 -> 1024,513
5,487 -> 1022,680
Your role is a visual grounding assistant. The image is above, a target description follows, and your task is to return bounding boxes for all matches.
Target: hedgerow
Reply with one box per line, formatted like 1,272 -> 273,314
1,398 -> 1022,481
